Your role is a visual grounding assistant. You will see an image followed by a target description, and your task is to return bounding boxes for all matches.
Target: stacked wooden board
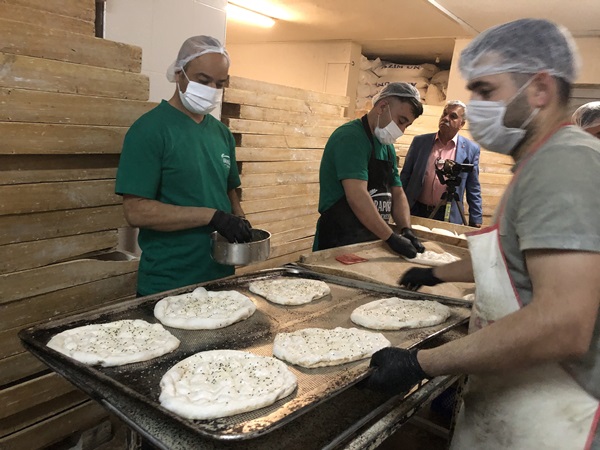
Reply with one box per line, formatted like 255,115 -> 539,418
0,0 -> 151,448
222,77 -> 350,273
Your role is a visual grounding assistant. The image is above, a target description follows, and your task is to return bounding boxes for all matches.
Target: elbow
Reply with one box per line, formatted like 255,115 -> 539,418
555,323 -> 594,360
565,333 -> 593,359
123,204 -> 144,228
124,211 -> 141,228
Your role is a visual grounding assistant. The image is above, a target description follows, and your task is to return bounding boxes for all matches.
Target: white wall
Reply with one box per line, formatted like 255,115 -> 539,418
105,0 -> 228,255
104,0 -> 227,103
446,36 -> 600,103
227,40 -> 361,116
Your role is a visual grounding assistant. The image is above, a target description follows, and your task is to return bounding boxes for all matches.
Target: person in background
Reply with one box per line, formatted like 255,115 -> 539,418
115,36 -> 251,297
313,82 -> 425,258
573,101 -> 600,139
368,19 -> 600,449
400,100 -> 483,227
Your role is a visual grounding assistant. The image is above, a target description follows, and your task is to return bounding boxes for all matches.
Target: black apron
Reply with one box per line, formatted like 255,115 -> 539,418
317,115 -> 395,250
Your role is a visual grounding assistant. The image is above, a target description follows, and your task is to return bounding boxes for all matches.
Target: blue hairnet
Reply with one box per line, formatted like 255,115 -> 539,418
372,82 -> 421,105
459,19 -> 580,83
572,102 -> 600,130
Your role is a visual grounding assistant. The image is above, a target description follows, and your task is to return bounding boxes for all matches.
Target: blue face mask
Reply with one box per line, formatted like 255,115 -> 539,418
467,78 -> 539,154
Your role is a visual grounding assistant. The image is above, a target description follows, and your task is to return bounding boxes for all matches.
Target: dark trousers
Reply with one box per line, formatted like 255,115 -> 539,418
411,201 -> 449,222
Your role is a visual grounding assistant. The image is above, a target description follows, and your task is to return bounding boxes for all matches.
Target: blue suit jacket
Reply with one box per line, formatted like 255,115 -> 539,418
400,133 -> 483,225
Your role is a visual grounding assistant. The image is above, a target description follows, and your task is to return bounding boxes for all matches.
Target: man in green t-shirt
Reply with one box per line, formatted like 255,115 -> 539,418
115,36 -> 251,296
314,82 -> 425,258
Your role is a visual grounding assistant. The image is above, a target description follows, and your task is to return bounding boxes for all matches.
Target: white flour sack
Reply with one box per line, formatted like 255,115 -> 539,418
355,96 -> 373,110
425,84 -> 446,106
357,83 -> 379,98
359,69 -> 379,85
374,63 -> 440,79
360,56 -> 382,71
431,70 -> 450,87
374,75 -> 430,89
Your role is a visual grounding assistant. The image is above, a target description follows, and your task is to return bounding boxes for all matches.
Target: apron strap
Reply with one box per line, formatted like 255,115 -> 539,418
360,114 -> 394,165
495,122 -> 571,220
360,114 -> 375,149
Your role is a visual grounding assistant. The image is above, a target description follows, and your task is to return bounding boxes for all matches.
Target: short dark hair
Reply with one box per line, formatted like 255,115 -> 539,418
511,72 -> 571,106
388,96 -> 424,119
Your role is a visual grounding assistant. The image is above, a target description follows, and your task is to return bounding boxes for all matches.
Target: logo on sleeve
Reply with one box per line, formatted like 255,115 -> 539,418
221,153 -> 231,169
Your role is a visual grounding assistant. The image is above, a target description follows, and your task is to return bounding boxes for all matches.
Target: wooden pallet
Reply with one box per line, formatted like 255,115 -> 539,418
0,1 -> 145,447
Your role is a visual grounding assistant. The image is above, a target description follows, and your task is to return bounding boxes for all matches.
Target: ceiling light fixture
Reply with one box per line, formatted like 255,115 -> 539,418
227,2 -> 276,28
426,0 -> 479,35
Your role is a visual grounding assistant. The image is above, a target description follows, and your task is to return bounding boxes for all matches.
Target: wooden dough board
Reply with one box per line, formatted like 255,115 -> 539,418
299,240 -> 474,300
405,216 -> 475,249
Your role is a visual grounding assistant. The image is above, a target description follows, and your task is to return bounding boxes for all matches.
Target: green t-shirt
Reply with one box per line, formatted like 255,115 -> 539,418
115,101 -> 241,295
314,119 -> 402,249
499,126 -> 600,399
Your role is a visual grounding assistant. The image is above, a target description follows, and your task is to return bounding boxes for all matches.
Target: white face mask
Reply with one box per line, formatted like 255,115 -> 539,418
466,78 -> 539,154
374,104 -> 403,145
177,70 -> 223,115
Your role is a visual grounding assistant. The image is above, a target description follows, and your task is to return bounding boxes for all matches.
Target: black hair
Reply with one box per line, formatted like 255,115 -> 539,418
511,73 -> 571,106
384,96 -> 424,119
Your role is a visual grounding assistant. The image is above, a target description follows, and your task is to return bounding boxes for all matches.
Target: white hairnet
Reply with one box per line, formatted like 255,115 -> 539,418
372,82 -> 421,105
166,35 -> 230,82
459,19 -> 580,83
572,101 -> 600,130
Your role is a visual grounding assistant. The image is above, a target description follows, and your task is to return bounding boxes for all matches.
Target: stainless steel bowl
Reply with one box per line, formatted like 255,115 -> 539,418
210,228 -> 271,266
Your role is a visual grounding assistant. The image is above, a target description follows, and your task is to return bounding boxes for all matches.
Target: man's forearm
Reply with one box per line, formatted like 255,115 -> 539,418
432,257 -> 474,283
391,187 -> 412,230
350,195 -> 394,239
123,196 -> 216,232
228,188 -> 245,217
418,299 -> 586,376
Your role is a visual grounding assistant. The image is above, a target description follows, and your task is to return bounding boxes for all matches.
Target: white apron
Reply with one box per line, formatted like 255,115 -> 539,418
450,126 -> 600,450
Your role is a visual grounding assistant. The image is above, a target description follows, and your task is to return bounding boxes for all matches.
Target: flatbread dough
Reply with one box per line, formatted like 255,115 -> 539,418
273,327 -> 390,368
154,287 -> 256,330
249,278 -> 331,305
411,224 -> 431,232
351,297 -> 452,330
47,319 -> 180,367
431,227 -> 457,237
159,350 -> 297,420
404,250 -> 459,267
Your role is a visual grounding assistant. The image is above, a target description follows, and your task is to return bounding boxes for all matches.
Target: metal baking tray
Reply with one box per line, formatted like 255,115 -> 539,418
19,267 -> 469,441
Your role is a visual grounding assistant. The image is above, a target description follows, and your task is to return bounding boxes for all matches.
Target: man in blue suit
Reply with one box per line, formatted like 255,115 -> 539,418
400,100 -> 483,227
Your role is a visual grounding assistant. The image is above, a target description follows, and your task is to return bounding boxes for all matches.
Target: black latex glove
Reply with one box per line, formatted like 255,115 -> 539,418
367,347 -> 428,395
209,210 -> 252,243
401,227 -> 425,253
242,217 -> 252,229
385,233 -> 417,258
399,267 -> 443,291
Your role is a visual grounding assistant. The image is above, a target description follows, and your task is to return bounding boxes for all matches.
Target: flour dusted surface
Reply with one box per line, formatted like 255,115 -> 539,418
404,250 -> 459,267
273,327 -> 390,368
159,350 -> 297,420
154,287 -> 256,330
46,319 -> 180,367
351,298 -> 451,330
249,278 -> 331,305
